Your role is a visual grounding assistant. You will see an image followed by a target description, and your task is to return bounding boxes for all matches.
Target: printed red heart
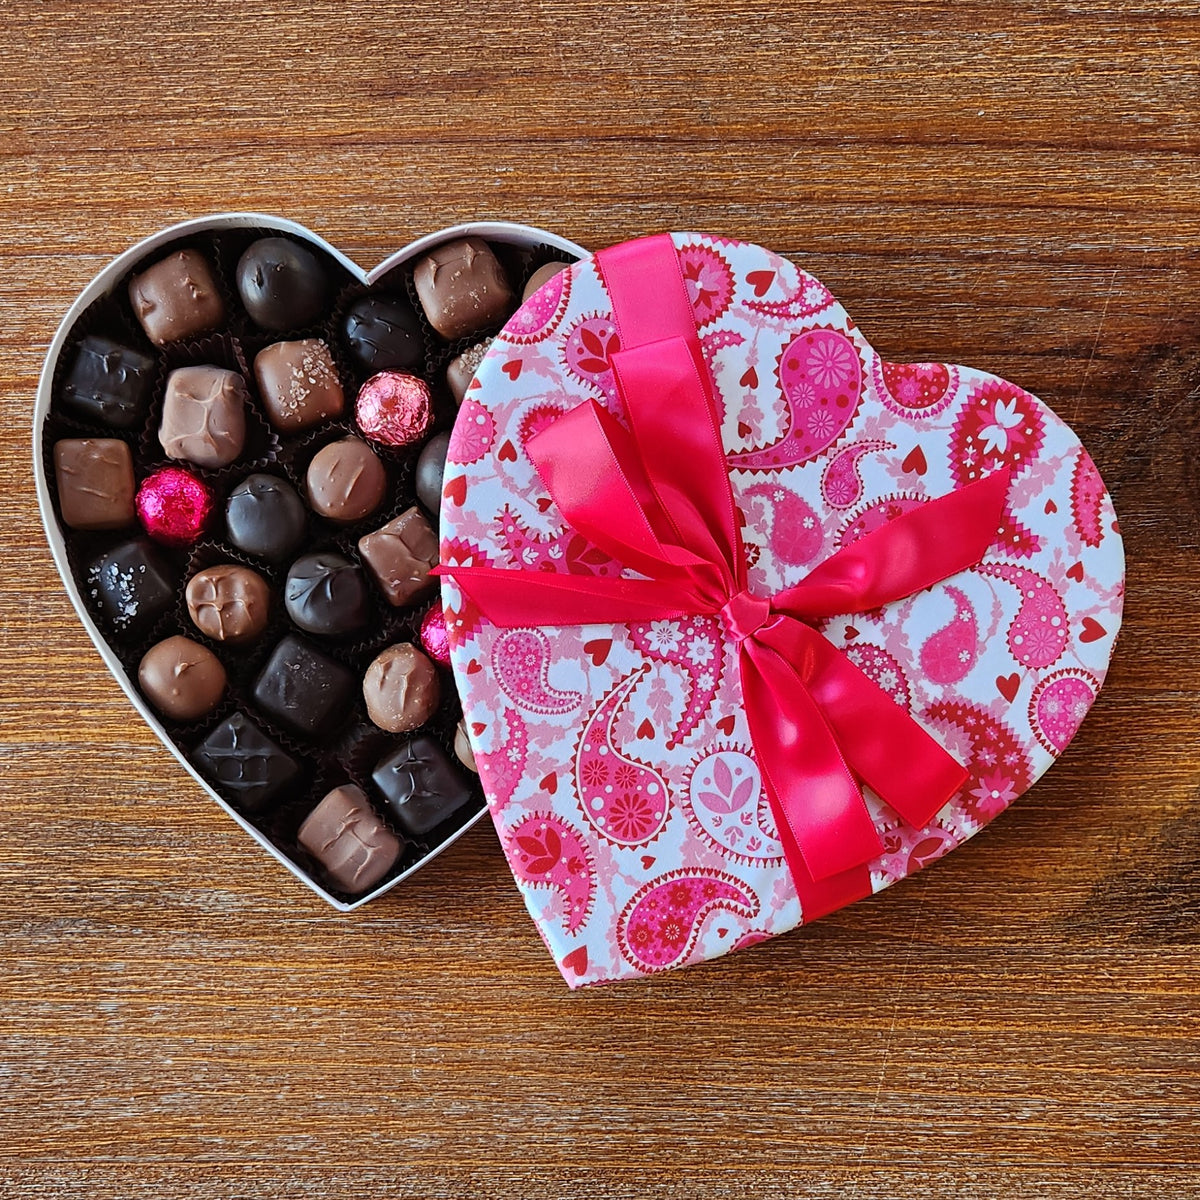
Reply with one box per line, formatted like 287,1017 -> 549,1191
1066,562 -> 1084,582
584,638 -> 611,666
640,856 -> 655,870
996,673 -> 1021,703
716,715 -> 736,736
738,421 -> 752,438
844,625 -> 859,640
471,722 -> 486,737
740,365 -> 758,388
717,928 -> 729,938
536,496 -> 553,513
901,445 -> 927,475
1080,618 -> 1107,643
1045,499 -> 1058,514
466,659 -> 482,675
443,474 -> 467,506
636,718 -> 654,739
497,439 -> 518,462
746,270 -> 775,297
502,359 -> 522,381
540,772 -> 558,794
560,946 -> 588,976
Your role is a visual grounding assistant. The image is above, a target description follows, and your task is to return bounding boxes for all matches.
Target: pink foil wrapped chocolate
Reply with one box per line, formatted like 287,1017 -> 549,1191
439,233 -> 1125,988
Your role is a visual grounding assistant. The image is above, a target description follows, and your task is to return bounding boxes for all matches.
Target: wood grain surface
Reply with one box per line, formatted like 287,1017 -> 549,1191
2,2 -> 1198,1196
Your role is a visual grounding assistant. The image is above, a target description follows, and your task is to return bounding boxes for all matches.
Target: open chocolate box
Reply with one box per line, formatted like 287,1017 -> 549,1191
33,214 -> 587,910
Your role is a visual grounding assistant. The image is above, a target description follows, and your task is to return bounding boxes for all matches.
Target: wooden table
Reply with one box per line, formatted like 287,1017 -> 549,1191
2,2 -> 1197,1195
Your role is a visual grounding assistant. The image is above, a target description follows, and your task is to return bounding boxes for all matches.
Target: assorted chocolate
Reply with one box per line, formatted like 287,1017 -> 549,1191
45,224 -> 575,899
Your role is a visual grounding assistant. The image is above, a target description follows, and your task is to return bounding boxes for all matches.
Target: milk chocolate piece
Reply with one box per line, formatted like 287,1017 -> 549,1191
415,432 -> 451,519
138,635 -> 226,721
284,551 -> 368,637
253,339 -> 344,432
342,295 -> 423,372
251,634 -> 356,738
128,249 -> 224,346
371,733 -> 473,838
522,261 -> 567,302
53,438 -> 136,530
225,474 -> 307,562
159,365 -> 248,468
88,538 -> 175,636
193,711 -> 300,813
298,783 -> 403,895
412,237 -> 514,340
236,237 -> 328,332
445,338 -> 492,405
356,507 -> 438,607
186,564 -> 271,644
59,336 -> 156,429
306,437 -> 387,523
454,719 -> 478,773
363,643 -> 440,734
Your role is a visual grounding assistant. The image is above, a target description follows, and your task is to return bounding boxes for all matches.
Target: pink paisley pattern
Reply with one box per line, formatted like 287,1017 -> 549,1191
446,398 -> 495,465
951,379 -> 1045,487
506,812 -> 596,934
744,272 -> 836,321
499,267 -> 571,344
872,359 -> 957,419
495,504 -> 620,576
726,329 -> 864,471
918,585 -> 980,686
517,400 -> 570,452
742,482 -> 824,567
677,242 -> 735,328
1029,670 -> 1099,754
1071,449 -> 1107,547
820,439 -> 895,509
836,493 -> 928,549
683,747 -> 784,863
975,562 -> 1069,671
628,615 -> 724,747
491,628 -> 584,715
474,708 -> 528,816
617,870 -> 760,972
574,668 -> 671,847
561,314 -> 623,417
842,642 -> 911,711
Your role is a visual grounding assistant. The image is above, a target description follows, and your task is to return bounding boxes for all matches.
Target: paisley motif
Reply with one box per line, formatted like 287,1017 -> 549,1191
872,359 -> 958,420
1029,669 -> 1099,754
677,242 -> 735,328
491,628 -> 584,715
975,562 -> 1069,671
474,707 -> 528,816
561,313 -> 623,417
841,642 -> 911,711
497,264 -> 571,344
950,379 -> 1045,487
741,482 -> 824,567
628,615 -> 724,747
506,811 -> 596,934
617,869 -> 760,972
440,537 -> 493,645
820,438 -> 895,509
743,270 -> 836,321
836,493 -> 928,550
1071,449 -> 1107,548
682,747 -> 784,863
446,398 -> 495,465
918,585 -> 980,686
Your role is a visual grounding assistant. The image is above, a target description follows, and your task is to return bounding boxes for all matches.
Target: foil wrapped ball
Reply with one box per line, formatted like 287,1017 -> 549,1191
355,371 -> 433,448
136,466 -> 213,546
419,604 -> 452,667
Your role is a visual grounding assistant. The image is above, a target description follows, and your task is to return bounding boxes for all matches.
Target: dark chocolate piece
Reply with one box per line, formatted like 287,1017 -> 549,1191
87,538 -> 176,636
236,237 -> 329,332
412,237 -> 515,340
362,643 -> 440,734
159,365 -> 248,468
53,438 -> 136,531
127,249 -> 224,346
342,295 -> 423,373
59,335 -> 156,430
356,507 -> 438,607
225,474 -> 307,562
298,783 -> 403,895
138,635 -> 226,722
445,338 -> 493,406
305,437 -> 387,523
186,564 -> 271,644
193,711 -> 300,813
251,634 -> 356,738
415,432 -> 451,519
283,551 -> 368,637
253,339 -> 345,432
371,733 -> 473,838
522,261 -> 567,302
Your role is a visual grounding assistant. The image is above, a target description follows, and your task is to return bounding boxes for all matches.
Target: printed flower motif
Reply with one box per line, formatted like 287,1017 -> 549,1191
581,758 -> 609,787
978,397 -> 1024,456
685,634 -> 714,666
789,379 -> 818,410
806,335 -> 856,390
969,771 -> 1019,815
614,762 -> 639,788
644,620 -> 682,654
808,408 -> 838,441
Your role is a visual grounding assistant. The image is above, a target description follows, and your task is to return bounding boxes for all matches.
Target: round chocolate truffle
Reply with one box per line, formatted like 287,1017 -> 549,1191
186,564 -> 272,644
363,643 -> 440,734
306,437 -> 387,523
419,604 -> 452,667
136,466 -> 213,546
284,551 -> 369,637
138,635 -> 226,721
415,432 -> 451,518
236,237 -> 328,332
225,473 -> 307,562
342,295 -> 423,373
355,371 -> 433,448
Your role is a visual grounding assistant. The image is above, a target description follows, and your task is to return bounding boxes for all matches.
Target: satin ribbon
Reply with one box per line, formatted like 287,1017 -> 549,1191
441,234 -> 1010,918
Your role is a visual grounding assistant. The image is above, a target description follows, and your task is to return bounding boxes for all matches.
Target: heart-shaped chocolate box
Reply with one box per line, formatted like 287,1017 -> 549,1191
34,214 -> 586,910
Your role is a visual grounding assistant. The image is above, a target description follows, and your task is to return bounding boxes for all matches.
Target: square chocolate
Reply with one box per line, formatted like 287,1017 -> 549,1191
53,438 -> 135,531
357,507 -> 439,607
59,335 -> 156,430
412,237 -> 515,340
253,338 -> 345,432
159,365 -> 248,468
127,249 -> 225,346
251,634 -> 356,738
87,538 -> 176,637
298,783 -> 404,894
193,712 -> 301,814
371,733 -> 473,838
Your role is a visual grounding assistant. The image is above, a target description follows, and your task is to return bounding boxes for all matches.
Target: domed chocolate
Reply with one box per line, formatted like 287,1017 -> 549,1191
236,237 -> 328,332
186,564 -> 271,644
225,474 -> 307,562
342,295 -> 423,373
415,432 -> 451,519
284,551 -> 369,636
138,635 -> 226,721
306,437 -> 387,523
362,643 -> 440,734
